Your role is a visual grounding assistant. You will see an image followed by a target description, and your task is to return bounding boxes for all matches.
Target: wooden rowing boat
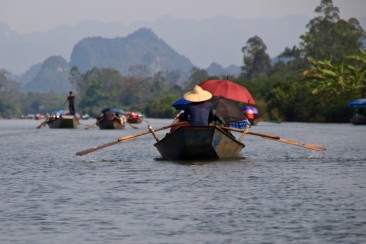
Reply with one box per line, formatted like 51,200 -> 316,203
154,126 -> 245,160
124,112 -> 143,124
47,115 -> 79,129
348,99 -> 366,125
96,115 -> 126,129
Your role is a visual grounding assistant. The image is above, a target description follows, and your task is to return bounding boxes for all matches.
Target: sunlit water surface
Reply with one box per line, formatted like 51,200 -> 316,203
0,119 -> 365,243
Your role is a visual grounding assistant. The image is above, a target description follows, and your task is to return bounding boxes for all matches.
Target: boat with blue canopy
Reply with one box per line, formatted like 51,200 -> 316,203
348,99 -> 366,125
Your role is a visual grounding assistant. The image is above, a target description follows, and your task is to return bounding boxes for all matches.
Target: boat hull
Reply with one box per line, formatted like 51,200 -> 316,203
47,115 -> 79,129
127,117 -> 142,124
97,118 -> 125,129
351,116 -> 366,125
154,126 -> 245,160
124,112 -> 143,124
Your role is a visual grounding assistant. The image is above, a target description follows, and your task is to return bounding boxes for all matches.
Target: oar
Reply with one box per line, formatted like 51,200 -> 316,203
76,122 -> 186,156
37,101 -> 67,129
127,122 -> 138,129
84,122 -> 96,130
266,137 -> 327,151
56,101 -> 67,111
113,115 -> 138,129
220,126 -> 280,139
36,118 -> 49,129
85,117 -> 104,130
220,126 -> 326,151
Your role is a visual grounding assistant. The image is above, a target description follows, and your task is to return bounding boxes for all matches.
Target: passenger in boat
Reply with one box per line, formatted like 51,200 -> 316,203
245,109 -> 255,121
66,91 -> 76,115
182,85 -> 213,126
170,111 -> 189,132
228,119 -> 251,129
105,110 -> 114,120
114,112 -> 127,123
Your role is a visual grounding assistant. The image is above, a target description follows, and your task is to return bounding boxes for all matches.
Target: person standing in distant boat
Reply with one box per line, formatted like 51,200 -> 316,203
66,91 -> 76,115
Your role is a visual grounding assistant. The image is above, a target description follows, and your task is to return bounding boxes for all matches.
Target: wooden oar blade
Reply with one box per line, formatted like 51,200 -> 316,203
269,137 -> 327,151
76,140 -> 121,156
84,122 -> 96,130
127,122 -> 139,129
218,126 -> 326,151
36,119 -> 49,129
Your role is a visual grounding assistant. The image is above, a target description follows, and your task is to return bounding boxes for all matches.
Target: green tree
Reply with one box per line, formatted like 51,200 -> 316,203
303,50 -> 366,100
0,69 -> 23,118
128,64 -> 150,77
300,0 -> 365,61
347,49 -> 366,98
21,92 -> 65,114
69,66 -> 82,92
144,94 -> 178,119
184,67 -> 209,91
77,68 -> 124,116
73,67 -> 181,118
241,35 -> 271,80
301,53 -> 366,122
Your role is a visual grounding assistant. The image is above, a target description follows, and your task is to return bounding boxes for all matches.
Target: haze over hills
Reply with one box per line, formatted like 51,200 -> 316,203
23,56 -> 71,93
0,15 -> 308,75
69,28 -> 194,76
1,15 -> 365,76
18,28 -> 198,94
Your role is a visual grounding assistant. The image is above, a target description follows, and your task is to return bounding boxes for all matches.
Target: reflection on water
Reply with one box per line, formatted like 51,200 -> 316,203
0,119 -> 365,243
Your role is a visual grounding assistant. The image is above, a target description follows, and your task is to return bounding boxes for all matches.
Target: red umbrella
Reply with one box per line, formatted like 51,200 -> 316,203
199,79 -> 255,104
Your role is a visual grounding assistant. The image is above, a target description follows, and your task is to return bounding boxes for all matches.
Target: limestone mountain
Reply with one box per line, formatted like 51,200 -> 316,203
206,62 -> 241,77
23,56 -> 71,93
69,28 -> 194,82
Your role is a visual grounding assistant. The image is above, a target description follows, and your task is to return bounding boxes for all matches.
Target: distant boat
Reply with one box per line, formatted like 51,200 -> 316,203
47,114 -> 79,129
124,111 -> 143,124
81,113 -> 90,120
96,108 -> 126,129
96,116 -> 126,129
348,99 -> 366,125
242,106 -> 260,126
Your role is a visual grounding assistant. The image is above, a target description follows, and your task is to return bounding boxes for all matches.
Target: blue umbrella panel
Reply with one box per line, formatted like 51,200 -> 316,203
172,98 -> 191,110
348,99 -> 366,108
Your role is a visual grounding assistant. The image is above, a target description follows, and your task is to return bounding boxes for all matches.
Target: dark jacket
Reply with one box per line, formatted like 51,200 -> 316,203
183,101 -> 213,126
67,94 -> 75,105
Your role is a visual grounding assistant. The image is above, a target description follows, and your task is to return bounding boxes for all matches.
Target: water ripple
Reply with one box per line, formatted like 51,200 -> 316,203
0,120 -> 365,243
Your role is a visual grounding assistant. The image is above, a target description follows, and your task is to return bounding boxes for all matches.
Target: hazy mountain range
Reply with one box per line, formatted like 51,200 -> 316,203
69,28 -> 194,76
1,15 -> 365,76
19,28 -> 200,94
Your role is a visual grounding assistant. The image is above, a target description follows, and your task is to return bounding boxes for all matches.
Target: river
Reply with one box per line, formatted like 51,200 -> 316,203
0,119 -> 365,243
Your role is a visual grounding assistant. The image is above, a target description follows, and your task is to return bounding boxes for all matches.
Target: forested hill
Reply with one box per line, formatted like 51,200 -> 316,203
69,28 -> 194,81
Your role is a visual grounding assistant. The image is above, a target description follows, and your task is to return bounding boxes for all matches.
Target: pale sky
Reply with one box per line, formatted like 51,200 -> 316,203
1,0 -> 365,34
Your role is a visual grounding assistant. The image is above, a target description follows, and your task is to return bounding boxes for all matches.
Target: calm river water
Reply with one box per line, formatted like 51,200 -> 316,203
0,119 -> 365,244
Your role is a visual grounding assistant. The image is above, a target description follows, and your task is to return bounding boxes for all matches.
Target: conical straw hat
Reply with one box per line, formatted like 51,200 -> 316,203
183,85 -> 212,102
